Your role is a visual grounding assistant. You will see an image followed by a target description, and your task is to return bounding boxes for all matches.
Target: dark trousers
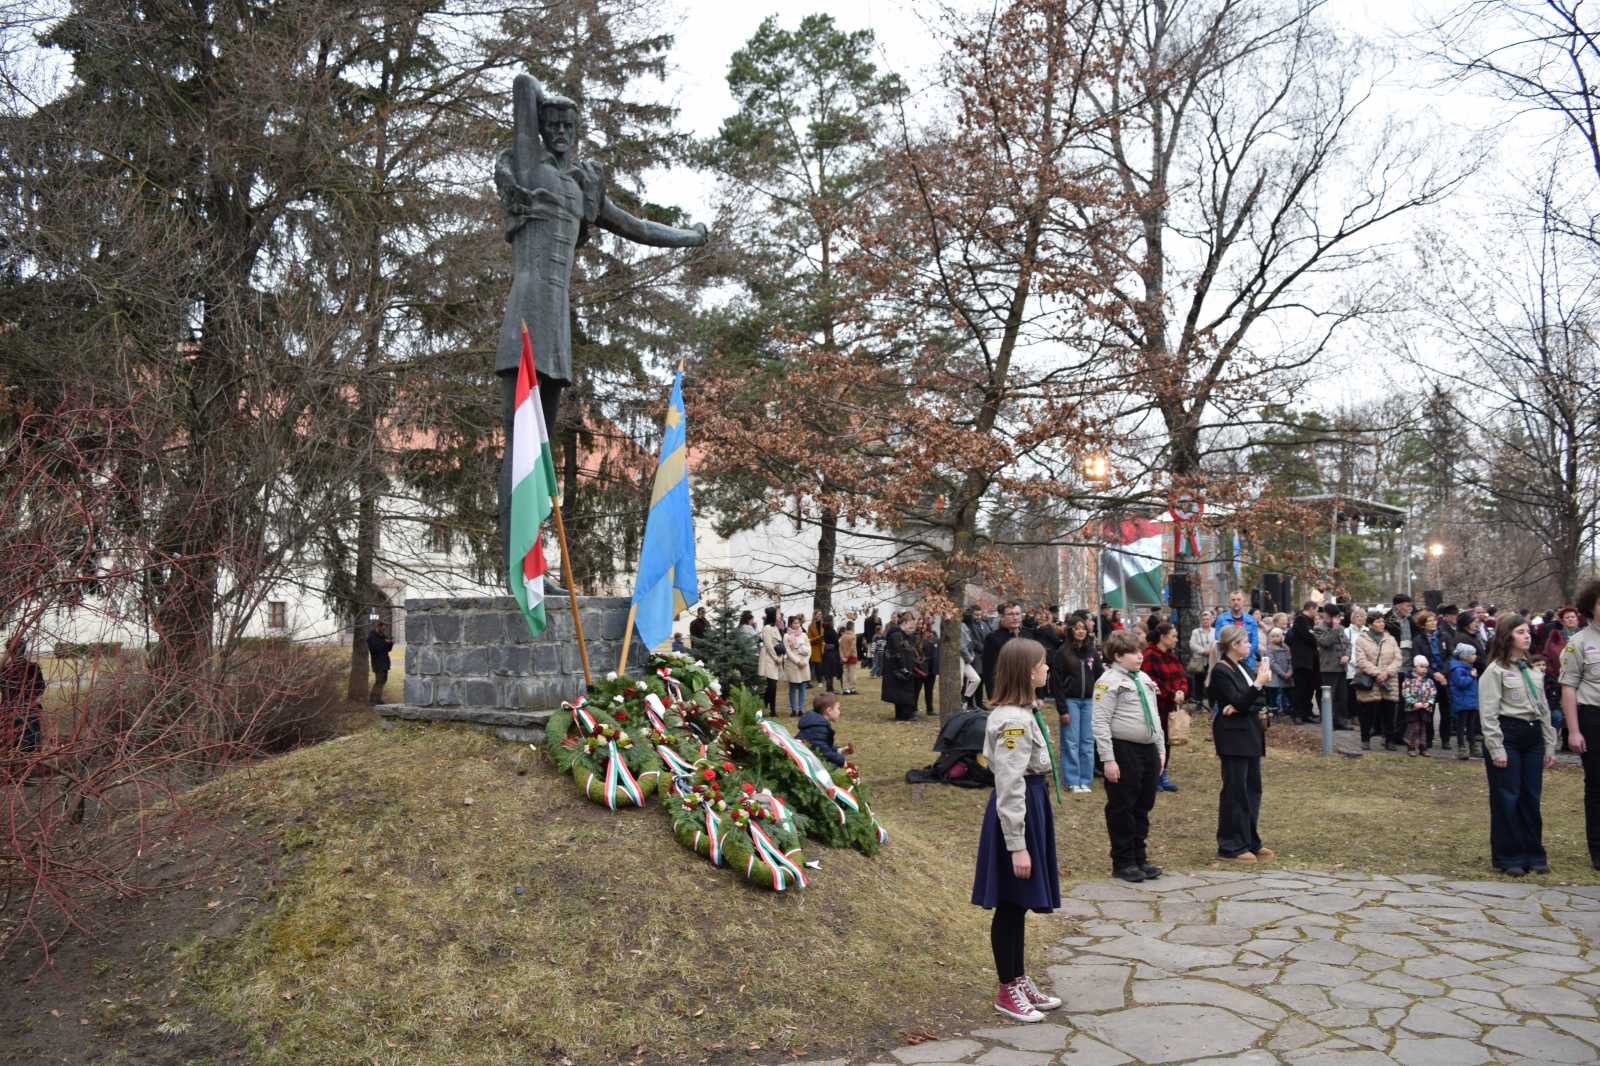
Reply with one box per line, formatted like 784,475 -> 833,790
1291,667 -> 1319,720
370,669 -> 389,704
894,701 -> 918,721
1217,754 -> 1263,857
1581,705 -> 1600,864
922,675 -> 937,715
1321,672 -> 1349,726
1104,738 -> 1160,869
1357,698 -> 1392,742
763,678 -> 778,715
990,902 -> 1027,983
1435,684 -> 1452,745
1157,707 -> 1172,768
1485,716 -> 1547,871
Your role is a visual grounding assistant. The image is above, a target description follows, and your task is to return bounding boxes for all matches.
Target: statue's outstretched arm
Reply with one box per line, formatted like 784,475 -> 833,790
596,196 -> 708,248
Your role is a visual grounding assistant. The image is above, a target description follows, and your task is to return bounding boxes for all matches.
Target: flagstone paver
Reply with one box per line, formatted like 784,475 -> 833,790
774,871 -> 1600,1066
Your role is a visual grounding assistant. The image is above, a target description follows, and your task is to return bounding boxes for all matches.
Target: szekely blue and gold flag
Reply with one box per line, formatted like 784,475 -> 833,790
629,370 -> 698,650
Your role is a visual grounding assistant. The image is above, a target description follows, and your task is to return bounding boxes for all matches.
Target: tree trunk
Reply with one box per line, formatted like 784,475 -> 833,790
813,505 -> 837,615
346,489 -> 379,701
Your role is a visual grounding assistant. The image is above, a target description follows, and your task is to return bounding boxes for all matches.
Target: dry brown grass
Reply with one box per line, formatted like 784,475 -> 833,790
170,687 -> 1598,1066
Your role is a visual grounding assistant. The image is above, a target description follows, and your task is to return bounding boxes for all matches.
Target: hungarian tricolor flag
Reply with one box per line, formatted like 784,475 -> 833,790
509,321 -> 560,637
1102,518 -> 1166,609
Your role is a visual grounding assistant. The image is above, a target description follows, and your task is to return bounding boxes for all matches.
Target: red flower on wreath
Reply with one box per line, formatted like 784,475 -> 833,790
624,687 -> 637,697
741,781 -> 755,795
702,769 -> 717,782
721,761 -> 735,773
614,710 -> 629,722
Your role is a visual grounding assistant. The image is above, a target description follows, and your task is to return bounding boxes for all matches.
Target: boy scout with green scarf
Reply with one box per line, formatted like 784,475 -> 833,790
1093,630 -> 1166,883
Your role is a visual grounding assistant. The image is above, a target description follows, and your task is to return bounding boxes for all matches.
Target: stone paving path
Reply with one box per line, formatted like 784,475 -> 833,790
795,870 -> 1600,1066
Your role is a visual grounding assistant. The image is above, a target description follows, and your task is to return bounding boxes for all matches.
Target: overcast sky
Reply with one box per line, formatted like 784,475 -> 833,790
631,0 -> 1552,409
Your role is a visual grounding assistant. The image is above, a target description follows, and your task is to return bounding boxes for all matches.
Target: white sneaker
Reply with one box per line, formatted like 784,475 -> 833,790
994,978 -> 1044,1022
1018,974 -> 1062,1011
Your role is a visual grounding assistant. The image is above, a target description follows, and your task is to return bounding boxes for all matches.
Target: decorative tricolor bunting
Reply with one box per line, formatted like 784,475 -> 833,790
1168,489 -> 1204,557
602,740 -> 645,810
508,322 -> 561,637
759,719 -> 860,822
749,823 -> 807,890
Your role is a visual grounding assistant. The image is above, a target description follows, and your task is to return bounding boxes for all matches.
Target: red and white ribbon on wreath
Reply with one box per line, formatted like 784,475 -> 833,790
643,693 -> 671,733
656,666 -> 684,705
759,719 -> 860,822
569,698 -> 597,734
749,822 -> 808,891
872,814 -> 889,845
754,789 -> 793,831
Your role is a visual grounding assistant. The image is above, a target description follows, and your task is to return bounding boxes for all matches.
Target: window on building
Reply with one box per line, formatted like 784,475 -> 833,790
267,601 -> 287,629
429,523 -> 452,554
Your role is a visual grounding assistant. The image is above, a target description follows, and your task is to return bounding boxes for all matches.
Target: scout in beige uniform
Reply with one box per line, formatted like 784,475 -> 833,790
969,638 -> 1062,1024
1559,582 -> 1600,870
1093,631 -> 1166,883
1479,613 -> 1557,876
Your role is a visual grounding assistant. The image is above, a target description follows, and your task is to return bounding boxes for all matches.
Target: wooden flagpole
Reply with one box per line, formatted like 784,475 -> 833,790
548,491 -> 591,687
616,602 -> 638,676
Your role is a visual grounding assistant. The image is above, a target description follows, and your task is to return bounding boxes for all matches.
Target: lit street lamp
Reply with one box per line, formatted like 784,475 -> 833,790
1427,541 -> 1444,590
1084,452 -> 1110,483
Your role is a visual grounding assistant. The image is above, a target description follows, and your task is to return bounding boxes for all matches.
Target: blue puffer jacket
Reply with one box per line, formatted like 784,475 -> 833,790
1448,658 -> 1479,712
797,710 -> 846,767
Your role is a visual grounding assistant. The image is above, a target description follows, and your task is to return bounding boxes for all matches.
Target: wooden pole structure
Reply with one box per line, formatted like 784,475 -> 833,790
548,490 -> 591,688
616,602 -> 638,676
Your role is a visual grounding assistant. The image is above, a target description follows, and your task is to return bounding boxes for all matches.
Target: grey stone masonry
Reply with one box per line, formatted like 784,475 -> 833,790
374,594 -> 644,743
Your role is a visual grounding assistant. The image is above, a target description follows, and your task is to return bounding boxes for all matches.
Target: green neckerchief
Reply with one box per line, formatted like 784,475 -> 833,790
1031,706 -> 1062,804
1514,660 -> 1544,712
1130,668 -> 1159,737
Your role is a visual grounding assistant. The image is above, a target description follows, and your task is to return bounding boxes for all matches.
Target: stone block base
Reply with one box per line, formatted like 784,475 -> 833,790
383,594 -> 642,739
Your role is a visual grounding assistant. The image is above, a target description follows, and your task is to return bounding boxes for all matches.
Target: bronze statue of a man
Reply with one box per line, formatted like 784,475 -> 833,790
494,74 -> 707,589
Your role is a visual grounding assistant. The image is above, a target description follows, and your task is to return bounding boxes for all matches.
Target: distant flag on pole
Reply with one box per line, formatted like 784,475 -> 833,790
508,322 -> 561,638
629,370 -> 698,650
1232,529 -> 1244,582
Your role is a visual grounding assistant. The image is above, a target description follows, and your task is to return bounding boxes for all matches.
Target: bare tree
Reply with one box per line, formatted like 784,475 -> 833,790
1394,180 -> 1600,601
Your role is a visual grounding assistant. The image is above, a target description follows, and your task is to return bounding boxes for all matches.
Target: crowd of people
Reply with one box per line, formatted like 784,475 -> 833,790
952,583 -> 1600,1024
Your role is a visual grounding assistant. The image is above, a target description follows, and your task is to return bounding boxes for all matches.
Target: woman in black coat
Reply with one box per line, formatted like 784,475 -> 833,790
1209,624 -> 1275,862
880,614 -> 922,721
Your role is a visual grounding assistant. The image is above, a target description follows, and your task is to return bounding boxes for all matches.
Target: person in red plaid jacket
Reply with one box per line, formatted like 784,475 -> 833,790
1142,622 -> 1190,793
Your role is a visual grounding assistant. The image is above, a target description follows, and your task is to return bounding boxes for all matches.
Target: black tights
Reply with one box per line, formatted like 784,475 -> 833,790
763,678 -> 778,715
990,902 -> 1027,983
1358,698 -> 1393,743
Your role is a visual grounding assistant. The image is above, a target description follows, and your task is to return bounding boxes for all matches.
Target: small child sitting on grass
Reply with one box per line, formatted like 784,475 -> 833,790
798,692 -> 852,768
1401,655 -> 1437,757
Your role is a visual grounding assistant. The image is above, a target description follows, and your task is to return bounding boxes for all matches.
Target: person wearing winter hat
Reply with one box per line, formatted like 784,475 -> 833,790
1449,643 -> 1481,761
1400,654 -> 1438,756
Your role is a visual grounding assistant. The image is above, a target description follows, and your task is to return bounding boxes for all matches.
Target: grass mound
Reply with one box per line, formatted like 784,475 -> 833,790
180,712 -> 1010,1065
25,688 -> 1592,1066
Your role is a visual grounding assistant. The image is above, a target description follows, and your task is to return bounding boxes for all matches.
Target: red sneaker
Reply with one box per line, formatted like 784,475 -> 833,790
1018,974 -> 1062,1011
994,979 -> 1044,1022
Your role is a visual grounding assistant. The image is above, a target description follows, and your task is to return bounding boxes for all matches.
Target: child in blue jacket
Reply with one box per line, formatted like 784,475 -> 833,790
1448,643 -> 1479,761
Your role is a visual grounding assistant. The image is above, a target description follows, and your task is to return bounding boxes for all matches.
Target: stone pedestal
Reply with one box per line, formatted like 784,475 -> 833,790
374,594 -> 642,743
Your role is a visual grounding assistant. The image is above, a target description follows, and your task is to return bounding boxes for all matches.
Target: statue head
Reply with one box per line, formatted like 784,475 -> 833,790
539,95 -> 578,158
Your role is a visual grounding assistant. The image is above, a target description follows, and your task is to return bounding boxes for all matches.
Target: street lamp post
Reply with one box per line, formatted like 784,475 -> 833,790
1428,541 -> 1444,592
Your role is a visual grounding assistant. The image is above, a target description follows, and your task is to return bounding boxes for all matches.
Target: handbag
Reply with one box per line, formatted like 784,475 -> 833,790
1352,671 -> 1375,691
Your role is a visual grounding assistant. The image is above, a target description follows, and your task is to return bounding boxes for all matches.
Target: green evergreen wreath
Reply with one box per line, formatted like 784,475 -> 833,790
658,757 -> 810,891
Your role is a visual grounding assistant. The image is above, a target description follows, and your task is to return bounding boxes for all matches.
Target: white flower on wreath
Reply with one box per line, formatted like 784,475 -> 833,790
613,695 -> 625,704
709,679 -> 722,695
605,671 -> 618,681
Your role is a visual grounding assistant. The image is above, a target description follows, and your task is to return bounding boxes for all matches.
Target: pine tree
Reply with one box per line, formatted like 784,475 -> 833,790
693,604 -> 760,697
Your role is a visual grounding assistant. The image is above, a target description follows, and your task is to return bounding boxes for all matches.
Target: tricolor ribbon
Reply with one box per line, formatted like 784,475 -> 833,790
701,807 -> 723,865
643,693 -> 671,733
749,822 -> 807,890
603,740 -> 644,810
760,719 -> 860,821
570,699 -> 598,735
872,815 -> 889,845
656,666 -> 684,705
755,789 -> 793,831
656,744 -> 696,778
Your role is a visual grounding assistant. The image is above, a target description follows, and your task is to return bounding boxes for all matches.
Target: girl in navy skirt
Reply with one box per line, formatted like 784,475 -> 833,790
971,637 -> 1063,1022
